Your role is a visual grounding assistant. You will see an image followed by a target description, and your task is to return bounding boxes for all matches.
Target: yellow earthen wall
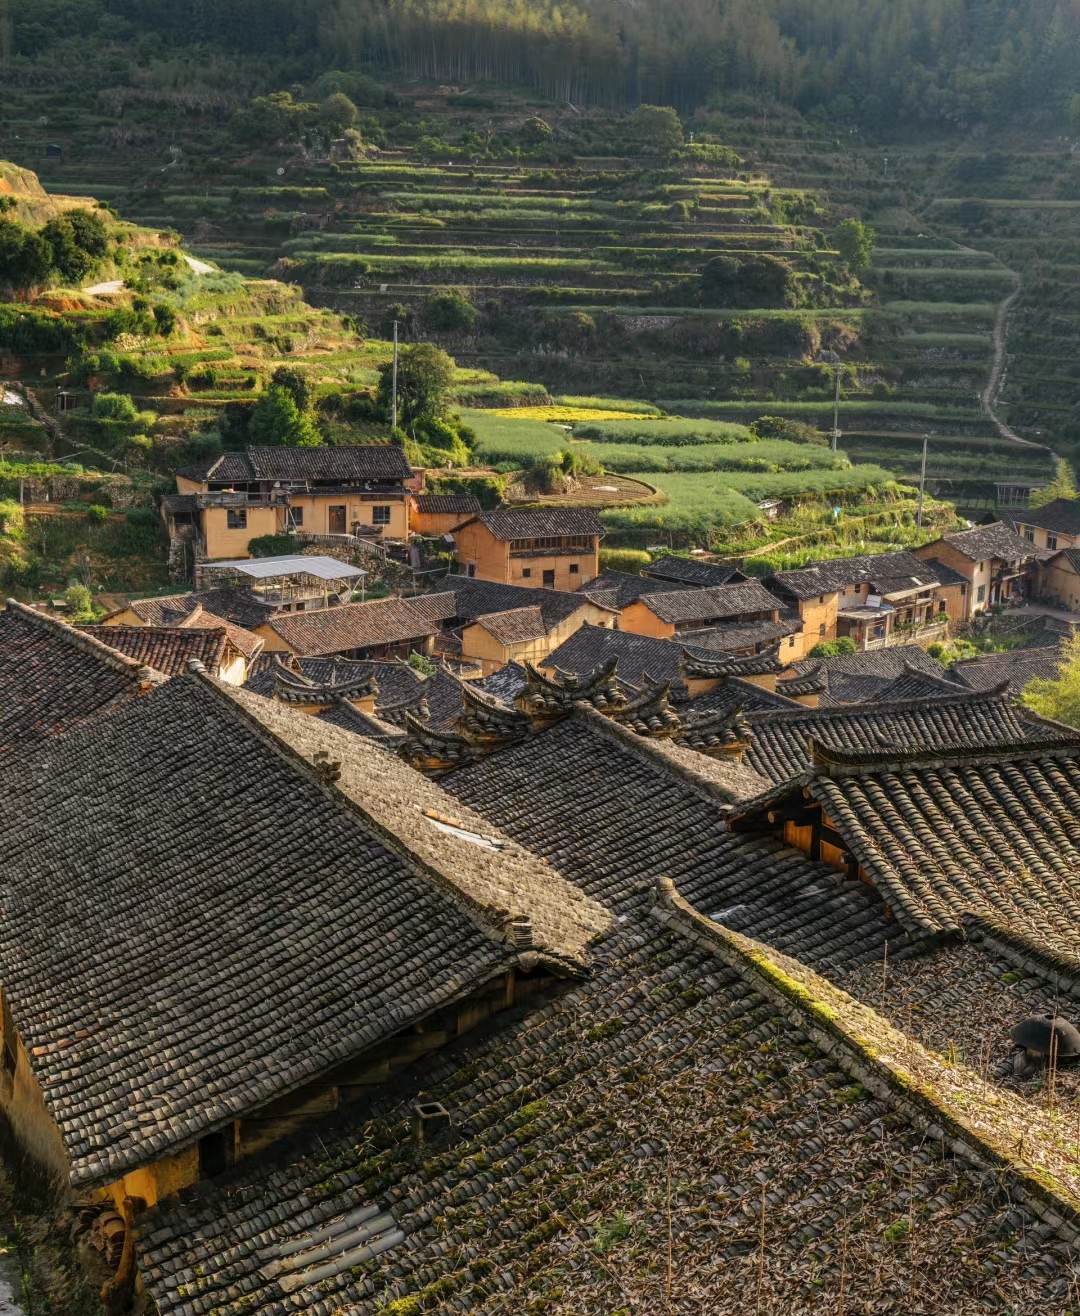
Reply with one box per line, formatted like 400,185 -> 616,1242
1038,560 -> 1080,612
617,600 -> 677,639
452,522 -> 510,582
509,550 -> 599,591
202,506 -> 279,561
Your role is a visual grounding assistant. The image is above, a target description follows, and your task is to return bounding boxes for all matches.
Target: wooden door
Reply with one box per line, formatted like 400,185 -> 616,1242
329,505 -> 346,534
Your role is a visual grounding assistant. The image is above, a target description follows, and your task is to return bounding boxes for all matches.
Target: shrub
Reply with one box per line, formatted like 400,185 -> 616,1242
248,533 -> 297,557
407,652 -> 436,677
750,415 -> 828,446
86,504 -> 110,524
809,637 -> 858,657
92,392 -> 139,423
599,548 -> 651,574
64,583 -> 96,622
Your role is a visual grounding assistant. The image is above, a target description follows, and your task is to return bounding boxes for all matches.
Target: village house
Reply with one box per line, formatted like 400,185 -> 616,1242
255,596 -> 438,660
103,586 -> 276,633
171,445 -> 414,560
617,578 -> 786,642
0,672 -> 606,1233
408,492 -> 481,537
911,522 -> 1044,616
410,578 -> 618,675
78,623 -> 261,685
994,497 -> 1080,553
765,550 -> 951,660
1035,547 -> 1080,613
451,507 -> 604,588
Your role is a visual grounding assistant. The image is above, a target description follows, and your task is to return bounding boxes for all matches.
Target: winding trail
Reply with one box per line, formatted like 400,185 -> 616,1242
981,269 -> 1029,444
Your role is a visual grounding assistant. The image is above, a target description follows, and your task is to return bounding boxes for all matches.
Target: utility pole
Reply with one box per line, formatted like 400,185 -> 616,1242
916,432 -> 929,528
831,365 -> 842,452
391,319 -> 399,431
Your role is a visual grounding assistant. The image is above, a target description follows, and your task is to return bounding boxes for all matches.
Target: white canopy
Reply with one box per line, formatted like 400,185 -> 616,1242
203,555 -> 367,581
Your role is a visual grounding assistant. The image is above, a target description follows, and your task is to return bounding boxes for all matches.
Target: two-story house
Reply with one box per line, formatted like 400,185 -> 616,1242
993,499 -> 1080,554
912,524 -> 1045,618
766,551 -> 951,660
172,445 -> 414,561
451,508 -> 603,588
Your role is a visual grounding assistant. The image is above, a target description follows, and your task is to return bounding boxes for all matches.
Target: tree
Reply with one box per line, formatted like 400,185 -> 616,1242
376,343 -> 455,426
520,116 -> 552,149
270,365 -> 314,415
66,210 -> 109,261
92,392 -> 139,422
425,288 -> 477,333
250,385 -> 322,447
319,92 -> 358,132
64,583 -> 96,622
153,302 -> 177,336
630,104 -> 683,156
700,254 -> 795,308
835,219 -> 875,272
40,215 -> 97,283
1029,459 -> 1078,508
1022,631 -> 1080,727
0,220 -> 52,290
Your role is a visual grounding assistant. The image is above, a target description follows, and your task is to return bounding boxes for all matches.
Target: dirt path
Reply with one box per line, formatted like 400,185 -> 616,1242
981,270 -> 1029,442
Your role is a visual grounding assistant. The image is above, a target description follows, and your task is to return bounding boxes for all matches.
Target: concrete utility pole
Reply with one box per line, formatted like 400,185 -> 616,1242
391,319 -> 399,430
832,365 -> 842,452
917,432 -> 929,528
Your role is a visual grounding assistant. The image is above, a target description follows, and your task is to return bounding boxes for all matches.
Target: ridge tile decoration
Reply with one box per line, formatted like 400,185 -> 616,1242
244,653 -> 423,710
0,600 -> 161,756
729,733 -> 1080,971
0,675 -> 603,1195
740,684 -> 1069,784
176,445 -> 413,485
134,915 -> 1080,1316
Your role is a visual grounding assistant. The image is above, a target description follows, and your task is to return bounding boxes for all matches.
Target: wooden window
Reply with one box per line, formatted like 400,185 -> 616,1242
226,508 -> 247,530
290,506 -> 304,527
372,505 -> 391,525
1048,533 -> 1058,550
569,563 -> 579,574
521,568 -> 531,578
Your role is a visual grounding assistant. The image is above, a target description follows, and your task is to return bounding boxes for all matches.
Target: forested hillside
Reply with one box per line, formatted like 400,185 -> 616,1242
10,0 -> 1080,129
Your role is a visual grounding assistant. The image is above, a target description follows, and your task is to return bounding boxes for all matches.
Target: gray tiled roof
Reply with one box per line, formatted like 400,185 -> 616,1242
735,738 -> 1080,971
120,587 -> 276,632
790,644 -> 946,705
575,568 -> 692,610
244,654 -> 424,710
134,914 -> 1073,1316
635,579 -> 781,624
414,578 -> 609,633
544,623 -> 724,691
996,498 -> 1080,536
0,675 -> 537,1188
767,550 -> 938,601
469,506 -> 604,541
939,522 -> 1044,563
177,445 -> 412,484
265,598 -> 437,656
77,625 -> 231,678
476,660 -> 529,702
742,686 -> 1067,784
411,493 -> 481,515
950,643 -> 1065,695
0,602 -> 158,757
643,554 -> 747,587
472,605 -> 549,646
445,709 -> 891,970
